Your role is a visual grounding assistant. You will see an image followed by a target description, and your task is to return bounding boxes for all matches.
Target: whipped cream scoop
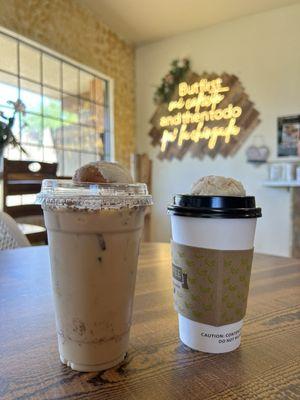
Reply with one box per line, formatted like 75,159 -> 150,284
191,175 -> 245,196
73,161 -> 133,184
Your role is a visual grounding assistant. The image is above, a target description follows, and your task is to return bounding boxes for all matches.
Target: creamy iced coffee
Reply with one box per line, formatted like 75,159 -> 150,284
37,162 -> 152,371
168,175 -> 261,353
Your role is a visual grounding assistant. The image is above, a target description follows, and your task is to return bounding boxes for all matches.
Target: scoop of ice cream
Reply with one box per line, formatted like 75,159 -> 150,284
191,175 -> 246,196
73,161 -> 133,184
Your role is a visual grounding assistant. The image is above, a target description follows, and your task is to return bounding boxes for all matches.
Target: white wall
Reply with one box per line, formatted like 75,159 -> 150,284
136,4 -> 300,256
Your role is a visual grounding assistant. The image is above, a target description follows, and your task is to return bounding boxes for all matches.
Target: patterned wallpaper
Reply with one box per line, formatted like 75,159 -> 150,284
0,0 -> 135,168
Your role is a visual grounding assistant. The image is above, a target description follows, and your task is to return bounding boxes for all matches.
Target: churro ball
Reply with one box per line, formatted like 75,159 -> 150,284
73,161 -> 133,184
191,175 -> 245,196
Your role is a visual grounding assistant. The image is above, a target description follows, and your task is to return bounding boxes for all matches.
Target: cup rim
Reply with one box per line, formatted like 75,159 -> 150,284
168,194 -> 262,219
36,179 -> 153,210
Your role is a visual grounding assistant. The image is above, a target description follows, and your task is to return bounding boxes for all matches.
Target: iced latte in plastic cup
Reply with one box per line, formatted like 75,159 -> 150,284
37,162 -> 152,371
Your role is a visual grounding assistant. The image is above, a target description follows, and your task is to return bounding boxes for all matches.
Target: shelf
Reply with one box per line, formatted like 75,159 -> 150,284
263,181 -> 300,188
267,159 -> 300,164
247,160 -> 267,165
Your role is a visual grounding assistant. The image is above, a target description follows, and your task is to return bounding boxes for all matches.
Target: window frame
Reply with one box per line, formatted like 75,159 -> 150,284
0,26 -> 115,174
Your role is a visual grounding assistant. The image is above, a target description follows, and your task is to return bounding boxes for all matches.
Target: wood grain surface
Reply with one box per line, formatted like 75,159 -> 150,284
0,243 -> 299,400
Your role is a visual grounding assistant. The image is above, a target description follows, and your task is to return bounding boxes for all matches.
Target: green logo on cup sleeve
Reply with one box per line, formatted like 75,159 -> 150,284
172,263 -> 188,289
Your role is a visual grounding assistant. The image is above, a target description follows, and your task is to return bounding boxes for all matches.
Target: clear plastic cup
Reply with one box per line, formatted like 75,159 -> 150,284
37,179 -> 152,371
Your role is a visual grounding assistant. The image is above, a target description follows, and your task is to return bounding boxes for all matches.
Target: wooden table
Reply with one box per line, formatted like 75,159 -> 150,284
0,244 -> 299,400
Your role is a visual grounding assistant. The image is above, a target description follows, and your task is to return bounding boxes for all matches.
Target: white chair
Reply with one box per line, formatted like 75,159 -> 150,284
0,212 -> 30,250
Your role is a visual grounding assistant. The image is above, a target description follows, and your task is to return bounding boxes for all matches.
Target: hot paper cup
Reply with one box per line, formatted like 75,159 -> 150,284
168,195 -> 261,353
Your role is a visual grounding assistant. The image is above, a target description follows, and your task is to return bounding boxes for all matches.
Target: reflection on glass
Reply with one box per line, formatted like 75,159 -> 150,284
12,112 -> 21,142
43,87 -> 61,119
64,151 -> 80,176
80,152 -> 97,165
43,145 -> 57,163
0,106 -> 15,120
43,117 -> 62,149
63,123 -> 80,151
0,34 -> 17,74
22,144 -> 43,161
56,149 -> 64,175
80,71 -> 93,100
4,144 -> 20,161
0,72 -> 18,106
43,54 -> 60,89
81,126 -> 95,152
21,115 -> 42,145
0,111 -> 21,159
62,63 -> 78,95
80,99 -> 95,127
20,79 -> 42,114
62,94 -> 79,123
20,44 -> 41,82
0,31 -> 110,173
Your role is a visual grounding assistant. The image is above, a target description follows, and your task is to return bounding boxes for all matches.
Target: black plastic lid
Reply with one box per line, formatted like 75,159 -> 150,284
167,195 -> 262,219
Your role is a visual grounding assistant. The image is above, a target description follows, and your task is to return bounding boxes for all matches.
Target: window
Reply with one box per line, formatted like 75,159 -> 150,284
0,28 -> 112,176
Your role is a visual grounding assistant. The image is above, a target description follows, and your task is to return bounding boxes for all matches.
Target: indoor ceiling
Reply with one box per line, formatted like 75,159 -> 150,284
78,0 -> 299,45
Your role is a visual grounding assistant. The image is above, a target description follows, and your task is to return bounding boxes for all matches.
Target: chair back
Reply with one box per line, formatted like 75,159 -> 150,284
0,212 -> 30,250
3,158 -> 58,220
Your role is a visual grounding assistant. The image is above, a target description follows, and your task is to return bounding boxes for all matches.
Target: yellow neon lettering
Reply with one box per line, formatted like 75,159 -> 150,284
160,128 -> 178,151
159,77 -> 243,152
178,82 -> 188,97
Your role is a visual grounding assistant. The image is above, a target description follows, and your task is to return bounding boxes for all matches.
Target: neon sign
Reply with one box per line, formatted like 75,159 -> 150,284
160,78 -> 243,152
